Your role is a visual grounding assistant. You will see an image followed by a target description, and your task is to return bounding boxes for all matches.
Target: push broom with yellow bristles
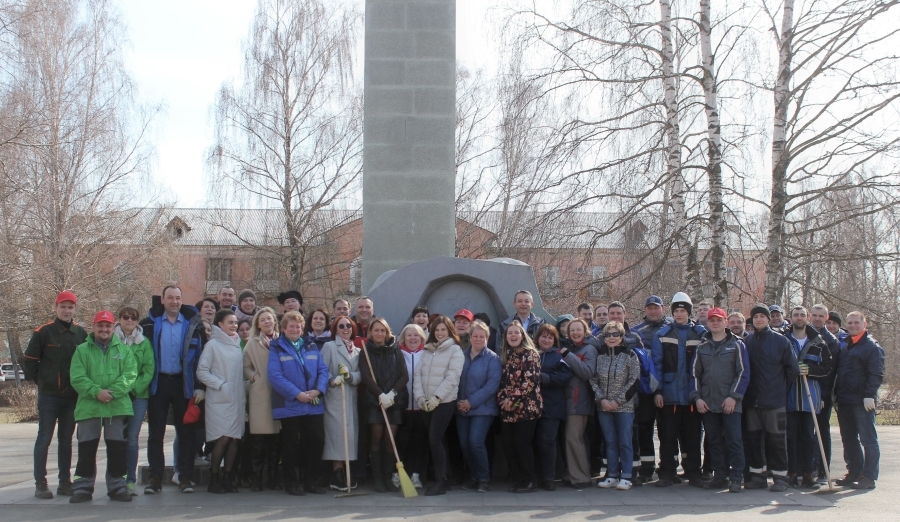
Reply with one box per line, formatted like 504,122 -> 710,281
361,346 -> 417,498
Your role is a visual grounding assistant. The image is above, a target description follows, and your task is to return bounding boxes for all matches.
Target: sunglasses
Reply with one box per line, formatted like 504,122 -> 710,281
603,332 -> 623,338
336,323 -> 353,330
120,315 -> 138,321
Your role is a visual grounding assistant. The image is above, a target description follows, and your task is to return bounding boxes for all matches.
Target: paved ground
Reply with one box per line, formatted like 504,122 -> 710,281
0,422 -> 894,520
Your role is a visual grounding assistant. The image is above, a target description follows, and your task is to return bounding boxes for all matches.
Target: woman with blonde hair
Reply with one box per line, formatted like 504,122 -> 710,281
395,323 -> 429,489
358,317 -> 409,493
242,307 -> 282,491
497,320 -> 542,493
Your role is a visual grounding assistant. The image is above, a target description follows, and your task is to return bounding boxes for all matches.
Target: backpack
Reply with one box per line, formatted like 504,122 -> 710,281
632,346 -> 660,395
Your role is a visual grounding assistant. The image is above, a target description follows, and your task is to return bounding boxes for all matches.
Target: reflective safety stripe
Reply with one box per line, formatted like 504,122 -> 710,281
771,470 -> 788,477
749,467 -> 766,473
659,337 -> 679,345
685,340 -> 702,346
640,456 -> 656,462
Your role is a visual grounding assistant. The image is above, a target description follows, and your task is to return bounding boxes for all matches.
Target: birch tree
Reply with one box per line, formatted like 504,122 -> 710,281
208,0 -> 362,290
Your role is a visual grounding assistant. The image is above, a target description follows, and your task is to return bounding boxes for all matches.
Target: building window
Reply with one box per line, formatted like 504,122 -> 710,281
254,258 -> 280,293
206,258 -> 232,294
541,266 -> 561,297
726,266 -> 737,283
164,263 -> 179,284
590,266 -> 607,297
349,257 -> 362,294
315,266 -> 325,280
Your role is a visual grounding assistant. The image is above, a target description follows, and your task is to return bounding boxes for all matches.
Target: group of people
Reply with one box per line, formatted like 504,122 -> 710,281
20,284 -> 883,505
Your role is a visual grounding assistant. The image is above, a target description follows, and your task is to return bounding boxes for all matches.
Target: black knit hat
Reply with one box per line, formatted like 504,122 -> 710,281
828,311 -> 842,326
750,303 -> 771,320
238,288 -> 257,304
277,290 -> 303,305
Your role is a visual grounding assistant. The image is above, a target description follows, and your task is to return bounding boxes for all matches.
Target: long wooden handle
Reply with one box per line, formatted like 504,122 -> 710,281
801,374 -> 833,488
361,345 -> 402,463
341,382 -> 352,489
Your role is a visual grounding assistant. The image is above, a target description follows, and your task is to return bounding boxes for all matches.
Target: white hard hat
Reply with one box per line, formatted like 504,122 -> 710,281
671,292 -> 692,307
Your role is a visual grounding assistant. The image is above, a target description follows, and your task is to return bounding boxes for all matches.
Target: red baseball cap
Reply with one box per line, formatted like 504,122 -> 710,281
55,290 -> 77,304
93,310 -> 115,324
454,309 -> 474,322
707,307 -> 728,321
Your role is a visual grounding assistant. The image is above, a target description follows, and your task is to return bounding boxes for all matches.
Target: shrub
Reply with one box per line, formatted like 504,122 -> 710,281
0,381 -> 38,422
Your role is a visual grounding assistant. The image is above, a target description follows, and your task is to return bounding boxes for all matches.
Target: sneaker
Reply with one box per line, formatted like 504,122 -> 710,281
329,469 -> 348,492
69,493 -> 92,503
597,477 -> 619,489
57,481 -> 74,496
144,475 -> 162,494
816,474 -> 828,486
391,472 -> 400,489
616,479 -> 632,490
179,480 -> 194,493
769,481 -> 788,492
728,480 -> 743,493
34,481 -> 53,499
126,483 -> 137,497
476,480 -> 490,493
411,473 -> 423,489
462,478 -> 478,490
851,476 -> 876,489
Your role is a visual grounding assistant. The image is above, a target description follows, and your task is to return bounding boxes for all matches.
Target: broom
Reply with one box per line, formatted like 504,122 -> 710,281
361,345 -> 418,498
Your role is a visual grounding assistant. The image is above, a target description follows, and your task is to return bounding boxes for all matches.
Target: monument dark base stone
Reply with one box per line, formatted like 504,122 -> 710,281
367,256 -> 554,332
139,460 -> 210,485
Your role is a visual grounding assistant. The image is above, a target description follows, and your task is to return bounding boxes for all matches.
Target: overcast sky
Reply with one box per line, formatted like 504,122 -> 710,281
119,1 -> 491,207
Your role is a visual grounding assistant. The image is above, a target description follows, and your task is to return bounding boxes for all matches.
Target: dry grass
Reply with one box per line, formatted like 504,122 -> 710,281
0,381 -> 38,422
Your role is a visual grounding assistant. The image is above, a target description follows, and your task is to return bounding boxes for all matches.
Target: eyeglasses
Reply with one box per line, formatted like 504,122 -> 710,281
336,324 -> 353,330
120,315 -> 138,321
603,332 -> 623,338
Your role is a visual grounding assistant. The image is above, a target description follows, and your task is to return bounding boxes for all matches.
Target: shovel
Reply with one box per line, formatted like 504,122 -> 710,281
801,374 -> 840,492
334,381 -> 368,498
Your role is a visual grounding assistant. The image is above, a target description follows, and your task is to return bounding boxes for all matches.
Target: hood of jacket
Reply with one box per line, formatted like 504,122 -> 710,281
425,337 -> 456,353
366,336 -> 397,353
115,324 -> 145,345
211,325 -> 241,347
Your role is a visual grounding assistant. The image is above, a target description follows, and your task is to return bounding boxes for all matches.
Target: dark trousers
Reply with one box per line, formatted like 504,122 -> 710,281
632,395 -> 657,478
423,403 -> 455,480
251,433 -> 281,480
815,401 -> 833,477
396,410 -> 429,476
745,407 -> 788,482
502,419 -> 537,484
703,412 -> 744,482
657,405 -> 702,480
534,417 -> 562,482
281,414 -> 325,488
34,393 -> 77,484
837,403 -> 880,480
147,374 -> 195,482
236,421 -> 253,478
786,411 -> 816,475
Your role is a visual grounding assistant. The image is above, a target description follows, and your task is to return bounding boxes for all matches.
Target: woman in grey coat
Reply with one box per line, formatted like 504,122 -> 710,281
196,309 -> 246,493
320,316 -> 362,492
559,318 -> 598,489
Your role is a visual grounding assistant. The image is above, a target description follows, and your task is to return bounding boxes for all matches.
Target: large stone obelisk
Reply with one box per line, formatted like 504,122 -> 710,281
361,0 -> 456,293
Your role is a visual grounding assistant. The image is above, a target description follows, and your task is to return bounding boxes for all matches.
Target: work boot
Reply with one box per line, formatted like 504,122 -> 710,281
383,452 -> 399,492
835,473 -> 861,487
369,451 -> 385,493
728,480 -> 743,493
223,471 -> 238,493
851,476 -> 876,490
109,490 -> 132,502
144,475 -> 162,494
57,480 -> 74,496
704,477 -> 729,490
208,472 -> 225,494
787,472 -> 798,488
68,493 -> 92,503
744,476 -> 767,489
34,481 -> 53,499
801,473 -> 820,489
769,479 -> 788,492
425,477 -> 449,496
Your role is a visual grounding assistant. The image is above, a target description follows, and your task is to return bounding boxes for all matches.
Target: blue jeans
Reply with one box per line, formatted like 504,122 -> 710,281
34,394 -> 77,484
598,411 -> 634,479
456,415 -> 493,482
837,403 -> 879,480
126,398 -> 149,484
703,411 -> 745,482
534,417 -> 561,481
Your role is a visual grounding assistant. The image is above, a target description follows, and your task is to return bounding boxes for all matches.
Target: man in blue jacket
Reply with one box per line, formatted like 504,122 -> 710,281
139,286 -> 207,495
690,307 -> 750,493
833,311 -> 884,490
810,305 -> 842,484
633,295 -> 671,483
742,304 -> 799,492
783,307 -> 832,489
651,292 -> 707,487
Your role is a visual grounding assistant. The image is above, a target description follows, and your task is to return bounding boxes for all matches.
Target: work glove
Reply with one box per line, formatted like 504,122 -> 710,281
332,376 -> 345,387
425,396 -> 441,412
193,390 -> 205,404
378,392 -> 395,409
338,364 -> 350,381
311,396 -> 321,406
798,363 -> 809,376
417,397 -> 427,410
864,398 -> 876,411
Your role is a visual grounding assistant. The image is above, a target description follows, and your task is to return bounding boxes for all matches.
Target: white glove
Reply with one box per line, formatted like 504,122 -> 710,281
425,396 -> 440,412
378,392 -> 394,409
332,376 -> 345,387
417,397 -> 427,410
193,389 -> 205,403
864,398 -> 876,411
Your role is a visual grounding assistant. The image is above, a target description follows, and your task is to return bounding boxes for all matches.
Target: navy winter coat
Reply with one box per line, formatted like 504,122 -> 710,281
652,321 -> 707,405
457,347 -> 502,417
743,327 -> 799,410
538,347 -> 573,421
834,331 -> 884,405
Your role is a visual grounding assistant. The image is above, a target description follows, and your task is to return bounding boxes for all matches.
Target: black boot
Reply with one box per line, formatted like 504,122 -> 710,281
425,477 -> 448,496
370,452 -> 385,493
208,472 -> 225,494
383,452 -> 399,492
223,471 -> 238,493
266,436 -> 282,490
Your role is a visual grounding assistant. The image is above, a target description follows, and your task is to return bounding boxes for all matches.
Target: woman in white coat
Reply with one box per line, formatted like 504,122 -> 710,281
414,315 -> 464,496
197,309 -> 246,493
320,316 -> 362,492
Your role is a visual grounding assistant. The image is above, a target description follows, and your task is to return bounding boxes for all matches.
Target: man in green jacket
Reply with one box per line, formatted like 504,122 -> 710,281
21,290 -> 87,499
68,310 -> 137,504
